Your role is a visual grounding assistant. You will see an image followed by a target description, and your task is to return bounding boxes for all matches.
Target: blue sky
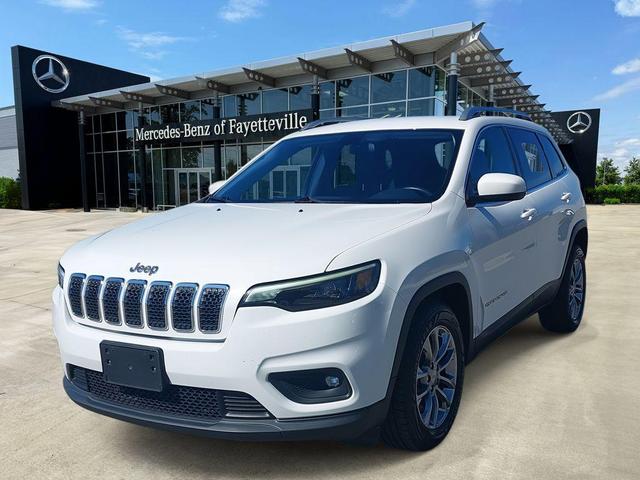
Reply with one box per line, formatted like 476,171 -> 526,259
1,0 -> 639,170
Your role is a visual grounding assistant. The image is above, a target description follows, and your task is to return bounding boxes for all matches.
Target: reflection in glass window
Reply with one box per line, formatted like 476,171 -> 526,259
319,109 -> 336,119
203,147 -> 215,167
339,106 -> 368,118
201,100 -> 215,120
182,147 -> 202,168
407,98 -> 434,116
237,92 -> 261,116
146,107 -> 160,126
180,101 -> 201,123
241,144 -> 263,166
161,104 -> 180,123
262,89 -> 288,113
124,111 -> 137,130
163,169 -> 175,206
371,70 -> 406,103
337,76 -> 369,107
408,67 -> 436,99
320,81 -> 335,109
224,144 -> 239,178
371,102 -> 406,118
289,85 -> 312,110
223,95 -> 237,117
164,148 -> 181,168
152,149 -> 163,208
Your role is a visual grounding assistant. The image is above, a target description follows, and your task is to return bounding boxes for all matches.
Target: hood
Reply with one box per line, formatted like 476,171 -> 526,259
62,202 -> 430,287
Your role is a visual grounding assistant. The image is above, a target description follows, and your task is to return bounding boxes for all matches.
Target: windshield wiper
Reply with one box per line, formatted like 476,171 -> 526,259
294,196 -> 320,203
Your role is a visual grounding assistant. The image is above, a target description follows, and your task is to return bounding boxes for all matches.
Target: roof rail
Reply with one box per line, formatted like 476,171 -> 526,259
459,106 -> 531,121
301,117 -> 363,131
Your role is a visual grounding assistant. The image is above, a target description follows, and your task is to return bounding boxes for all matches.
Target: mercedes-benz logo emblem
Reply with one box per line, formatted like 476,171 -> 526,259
566,111 -> 592,134
32,55 -> 70,94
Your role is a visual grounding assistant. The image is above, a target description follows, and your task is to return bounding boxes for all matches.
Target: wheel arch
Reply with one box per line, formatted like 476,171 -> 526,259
385,272 -> 473,401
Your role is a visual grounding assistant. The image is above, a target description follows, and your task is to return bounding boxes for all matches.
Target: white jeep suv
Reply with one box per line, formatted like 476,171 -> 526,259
53,108 -> 588,451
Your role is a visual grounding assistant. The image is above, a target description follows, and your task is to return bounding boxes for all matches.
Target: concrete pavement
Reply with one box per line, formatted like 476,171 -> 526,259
0,206 -> 638,479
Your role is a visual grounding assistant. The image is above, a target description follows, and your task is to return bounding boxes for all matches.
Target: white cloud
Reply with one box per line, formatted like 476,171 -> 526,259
599,137 -> 640,170
383,0 -> 416,17
614,0 -> 640,16
218,0 -> 266,23
593,76 -> 640,101
612,58 -> 640,74
116,27 -> 189,60
41,0 -> 99,10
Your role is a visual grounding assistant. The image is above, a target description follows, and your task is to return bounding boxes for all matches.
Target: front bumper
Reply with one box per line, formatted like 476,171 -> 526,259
64,376 -> 388,441
53,282 -> 404,428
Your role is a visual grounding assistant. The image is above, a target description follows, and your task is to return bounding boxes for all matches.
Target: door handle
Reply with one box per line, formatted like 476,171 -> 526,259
521,208 -> 537,220
561,192 -> 572,202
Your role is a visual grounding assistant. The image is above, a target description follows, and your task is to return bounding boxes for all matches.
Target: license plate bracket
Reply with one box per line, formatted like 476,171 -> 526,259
100,341 -> 165,392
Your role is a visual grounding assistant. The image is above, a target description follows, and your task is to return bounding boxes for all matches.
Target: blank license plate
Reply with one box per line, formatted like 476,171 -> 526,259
100,341 -> 165,392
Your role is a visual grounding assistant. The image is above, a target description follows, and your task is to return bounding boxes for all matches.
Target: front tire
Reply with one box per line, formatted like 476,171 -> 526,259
382,300 -> 464,451
539,245 -> 586,333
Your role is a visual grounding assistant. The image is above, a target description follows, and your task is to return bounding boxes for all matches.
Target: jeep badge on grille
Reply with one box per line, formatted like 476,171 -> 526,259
129,262 -> 159,275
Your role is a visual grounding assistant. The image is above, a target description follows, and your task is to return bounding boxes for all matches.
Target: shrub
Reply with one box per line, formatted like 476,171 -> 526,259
585,184 -> 640,204
0,177 -> 21,209
604,197 -> 621,205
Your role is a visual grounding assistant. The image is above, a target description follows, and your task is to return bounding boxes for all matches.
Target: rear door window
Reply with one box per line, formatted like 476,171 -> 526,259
507,128 -> 552,189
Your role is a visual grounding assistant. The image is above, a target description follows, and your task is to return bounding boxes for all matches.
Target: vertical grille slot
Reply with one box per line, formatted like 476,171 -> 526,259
84,276 -> 103,321
146,282 -> 171,330
68,274 -> 85,317
198,285 -> 228,333
171,283 -> 197,331
102,278 -> 124,324
123,280 -> 146,327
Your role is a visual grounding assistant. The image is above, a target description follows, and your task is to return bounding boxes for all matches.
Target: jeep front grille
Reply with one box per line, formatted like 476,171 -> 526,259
84,276 -> 103,321
65,275 -> 228,336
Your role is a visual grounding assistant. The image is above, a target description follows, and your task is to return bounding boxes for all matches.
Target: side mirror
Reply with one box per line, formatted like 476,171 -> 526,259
472,173 -> 526,204
208,180 -> 226,195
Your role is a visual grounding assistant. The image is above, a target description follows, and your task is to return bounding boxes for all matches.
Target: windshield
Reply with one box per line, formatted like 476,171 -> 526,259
209,129 -> 464,204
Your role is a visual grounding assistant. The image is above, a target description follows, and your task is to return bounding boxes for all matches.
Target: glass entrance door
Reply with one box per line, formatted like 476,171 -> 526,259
175,168 -> 213,206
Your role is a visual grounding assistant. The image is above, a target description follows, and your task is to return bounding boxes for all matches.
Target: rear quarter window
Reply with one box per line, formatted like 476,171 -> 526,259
538,134 -> 566,177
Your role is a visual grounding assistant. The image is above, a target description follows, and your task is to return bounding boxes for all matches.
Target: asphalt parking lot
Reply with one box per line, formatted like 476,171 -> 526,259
0,205 -> 639,479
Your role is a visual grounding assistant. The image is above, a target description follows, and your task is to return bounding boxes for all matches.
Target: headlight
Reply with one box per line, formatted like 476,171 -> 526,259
57,263 -> 65,289
239,261 -> 381,311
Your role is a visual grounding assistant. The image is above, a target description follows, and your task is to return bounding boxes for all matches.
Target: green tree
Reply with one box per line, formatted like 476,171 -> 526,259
595,158 -> 622,185
624,157 -> 640,185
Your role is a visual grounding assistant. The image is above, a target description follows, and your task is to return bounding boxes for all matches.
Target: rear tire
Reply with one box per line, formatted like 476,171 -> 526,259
382,300 -> 464,451
539,245 -> 586,333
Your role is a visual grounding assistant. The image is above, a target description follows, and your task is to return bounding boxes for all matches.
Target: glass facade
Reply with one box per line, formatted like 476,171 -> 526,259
86,64 -> 486,210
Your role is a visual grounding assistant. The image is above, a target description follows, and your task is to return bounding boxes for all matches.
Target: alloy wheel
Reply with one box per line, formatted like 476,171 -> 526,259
416,325 -> 457,430
568,257 -> 584,321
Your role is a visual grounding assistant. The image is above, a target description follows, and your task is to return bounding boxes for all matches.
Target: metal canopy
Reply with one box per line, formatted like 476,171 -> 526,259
155,84 -> 191,100
243,67 -> 276,88
54,20 -> 569,143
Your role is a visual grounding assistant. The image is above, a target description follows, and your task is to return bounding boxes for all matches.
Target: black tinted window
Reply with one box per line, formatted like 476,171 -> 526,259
539,135 -> 566,177
467,127 -> 517,198
507,128 -> 551,189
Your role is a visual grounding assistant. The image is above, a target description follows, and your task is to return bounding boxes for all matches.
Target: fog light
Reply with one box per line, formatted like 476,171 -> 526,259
269,368 -> 352,404
325,375 -> 341,388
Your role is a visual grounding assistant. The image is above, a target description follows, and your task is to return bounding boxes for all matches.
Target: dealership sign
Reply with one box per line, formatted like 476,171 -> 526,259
135,109 -> 312,144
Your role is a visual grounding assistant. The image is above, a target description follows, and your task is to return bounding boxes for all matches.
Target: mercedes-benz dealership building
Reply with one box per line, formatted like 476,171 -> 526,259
8,21 -> 599,211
